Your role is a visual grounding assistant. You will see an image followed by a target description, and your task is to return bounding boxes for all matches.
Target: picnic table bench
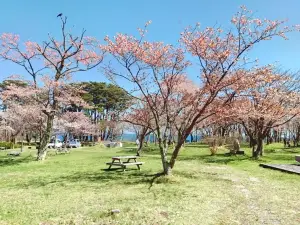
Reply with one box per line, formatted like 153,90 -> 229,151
296,155 -> 300,163
106,156 -> 144,171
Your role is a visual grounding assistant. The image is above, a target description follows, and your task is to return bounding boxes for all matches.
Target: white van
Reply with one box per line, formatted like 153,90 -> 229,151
66,139 -> 81,148
47,139 -> 62,149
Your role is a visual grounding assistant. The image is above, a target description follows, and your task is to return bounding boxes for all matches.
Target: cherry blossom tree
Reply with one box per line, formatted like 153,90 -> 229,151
123,99 -> 155,155
55,111 -> 96,147
225,68 -> 300,158
0,104 -> 43,148
0,17 -> 104,160
1,76 -> 91,159
282,118 -> 300,146
102,6 -> 298,175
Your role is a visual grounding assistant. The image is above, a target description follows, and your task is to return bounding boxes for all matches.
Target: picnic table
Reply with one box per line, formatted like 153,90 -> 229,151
106,156 -> 144,171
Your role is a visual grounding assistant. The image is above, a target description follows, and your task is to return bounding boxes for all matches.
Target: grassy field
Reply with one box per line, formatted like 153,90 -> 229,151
0,143 -> 299,225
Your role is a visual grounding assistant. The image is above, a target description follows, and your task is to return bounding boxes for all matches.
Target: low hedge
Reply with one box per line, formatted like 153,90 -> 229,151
0,142 -> 21,149
81,142 -> 97,147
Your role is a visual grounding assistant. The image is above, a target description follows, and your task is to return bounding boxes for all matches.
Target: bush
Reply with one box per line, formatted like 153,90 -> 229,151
27,142 -> 38,146
142,145 -> 159,153
81,142 -> 98,147
16,142 -> 37,146
209,146 -> 218,155
121,141 -> 136,148
0,142 -> 21,149
81,142 -> 91,147
202,137 -> 224,147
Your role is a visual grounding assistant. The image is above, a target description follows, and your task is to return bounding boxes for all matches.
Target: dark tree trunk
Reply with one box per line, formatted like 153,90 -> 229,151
26,133 -> 32,144
253,137 -> 264,159
249,136 -> 256,148
279,131 -> 282,142
63,133 -> 69,152
296,125 -> 300,146
266,136 -> 271,145
190,133 -> 193,143
221,127 -> 226,137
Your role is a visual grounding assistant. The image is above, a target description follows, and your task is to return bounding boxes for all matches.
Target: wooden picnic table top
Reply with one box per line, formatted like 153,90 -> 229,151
112,156 -> 139,160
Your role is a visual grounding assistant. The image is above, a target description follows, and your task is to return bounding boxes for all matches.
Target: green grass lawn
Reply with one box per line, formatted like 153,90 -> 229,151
0,143 -> 299,225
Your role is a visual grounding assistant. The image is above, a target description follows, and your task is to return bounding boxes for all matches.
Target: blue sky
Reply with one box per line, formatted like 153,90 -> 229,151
0,0 -> 300,83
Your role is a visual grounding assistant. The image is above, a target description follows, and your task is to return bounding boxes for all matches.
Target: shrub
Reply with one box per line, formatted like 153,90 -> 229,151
209,145 -> 218,155
81,142 -> 93,147
28,143 -> 38,146
0,142 -> 21,149
142,145 -> 159,153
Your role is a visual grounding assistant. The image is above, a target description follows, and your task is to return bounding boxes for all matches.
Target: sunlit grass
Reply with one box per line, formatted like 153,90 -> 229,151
0,143 -> 299,224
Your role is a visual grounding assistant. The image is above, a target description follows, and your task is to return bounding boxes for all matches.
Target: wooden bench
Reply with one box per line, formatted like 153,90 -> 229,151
106,156 -> 144,171
296,155 -> 300,163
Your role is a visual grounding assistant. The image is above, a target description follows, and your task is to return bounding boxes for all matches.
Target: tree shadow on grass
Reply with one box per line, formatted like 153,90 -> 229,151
16,169 -> 161,189
178,152 -> 297,164
174,170 -> 237,184
282,149 -> 300,154
12,160 -> 242,190
177,153 -> 251,164
0,155 -> 35,167
263,154 -> 297,161
184,143 -> 209,148
116,149 -> 137,155
264,147 -> 300,154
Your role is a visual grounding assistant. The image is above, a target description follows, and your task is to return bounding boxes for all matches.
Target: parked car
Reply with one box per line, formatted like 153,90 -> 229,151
47,139 -> 62,149
66,139 -> 81,148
